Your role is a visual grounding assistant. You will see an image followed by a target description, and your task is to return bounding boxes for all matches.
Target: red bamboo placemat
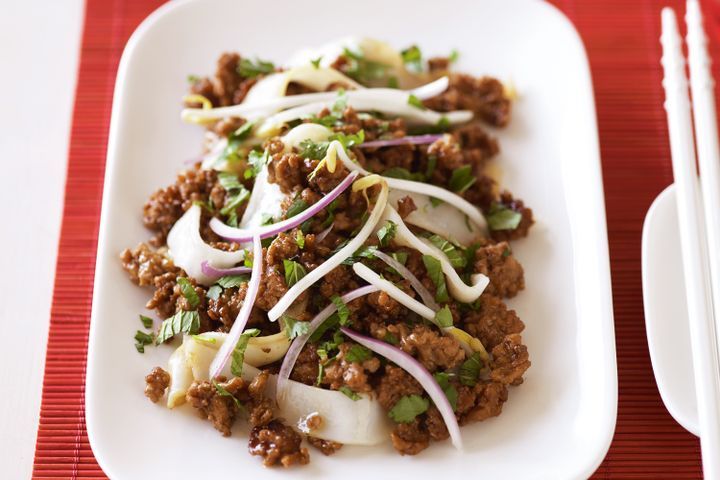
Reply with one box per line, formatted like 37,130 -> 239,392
32,0 -> 706,477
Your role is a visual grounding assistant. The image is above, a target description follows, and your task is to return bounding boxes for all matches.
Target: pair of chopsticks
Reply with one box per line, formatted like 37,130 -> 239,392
661,1 -> 720,477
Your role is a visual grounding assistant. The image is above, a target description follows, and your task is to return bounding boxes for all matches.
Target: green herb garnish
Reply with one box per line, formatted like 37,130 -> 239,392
176,277 -> 200,308
283,259 -> 307,287
407,94 -> 426,110
213,380 -> 244,410
341,48 -> 389,83
339,386 -> 361,401
381,167 -> 426,182
244,148 -> 268,180
433,372 -> 458,411
310,56 -> 323,69
286,198 -> 309,218
377,220 -> 397,247
282,315 -> 311,339
434,305 -> 454,328
422,255 -> 449,303
401,45 -> 423,72
388,395 -> 429,423
231,328 -> 261,376
449,165 -> 477,193
330,295 -> 350,325
156,310 -> 200,344
139,315 -> 154,329
486,203 -> 523,231
459,352 -> 483,386
237,57 -> 275,78
426,234 -> 467,269
216,275 -> 248,288
134,330 -> 155,353
345,344 -> 372,363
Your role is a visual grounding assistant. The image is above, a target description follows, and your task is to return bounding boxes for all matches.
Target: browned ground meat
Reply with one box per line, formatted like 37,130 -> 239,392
490,333 -> 531,385
255,265 -> 288,312
144,367 -> 170,403
143,166 -> 222,245
427,56 -> 450,73
424,73 -> 511,127
474,242 -> 525,298
188,53 -> 262,107
396,195 -> 417,219
457,381 -> 509,424
461,293 -> 525,350
212,117 -> 246,137
248,420 -> 310,467
391,419 -> 430,455
120,243 -> 178,287
145,272 -> 182,319
490,191 -> 535,241
322,342 -> 381,393
206,286 -> 243,329
307,436 -> 343,455
376,365 -> 424,410
291,343 -> 320,386
389,323 -> 465,371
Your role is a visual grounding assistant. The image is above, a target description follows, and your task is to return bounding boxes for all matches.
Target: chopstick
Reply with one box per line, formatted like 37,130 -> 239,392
661,6 -> 720,478
687,0 -> 720,370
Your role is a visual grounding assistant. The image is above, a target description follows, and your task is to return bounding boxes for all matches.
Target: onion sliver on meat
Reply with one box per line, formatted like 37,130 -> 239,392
178,333 -> 389,445
181,76 -> 450,124
382,206 -> 489,303
372,249 -> 440,311
166,204 -> 246,286
209,234 -> 263,379
276,285 -> 380,404
267,176 -> 389,322
359,134 -> 444,149
340,327 -> 463,451
209,171 -> 359,242
200,260 -> 251,280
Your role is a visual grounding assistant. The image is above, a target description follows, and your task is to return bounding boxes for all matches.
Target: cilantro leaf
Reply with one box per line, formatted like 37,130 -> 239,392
218,172 -> 243,192
207,284 -> 223,300
311,56 -> 323,69
216,275 -> 248,288
377,220 -> 397,247
298,139 -> 330,160
422,255 -> 450,303
381,167 -> 426,182
330,295 -> 350,325
387,76 -> 399,88
401,45 -> 423,72
339,386 -> 361,401
329,129 -> 365,149
449,165 -> 477,194
231,328 -> 261,376
283,259 -> 307,287
282,315 -> 311,339
425,234 -> 467,269
345,344 -> 372,363
134,330 -> 154,353
156,310 -> 200,344
341,48 -> 389,83
237,57 -> 275,78
433,372 -> 458,411
321,198 -> 339,228
434,305 -> 454,328
244,148 -> 268,180
449,49 -> 460,63
388,395 -> 429,423
340,245 -> 378,265
459,352 -> 484,386
139,314 -> 154,329
407,94 -> 426,110
486,203 -> 523,231
295,229 -> 305,249
213,380 -> 244,410
176,277 -> 200,308
384,332 -> 400,345
286,197 -> 309,218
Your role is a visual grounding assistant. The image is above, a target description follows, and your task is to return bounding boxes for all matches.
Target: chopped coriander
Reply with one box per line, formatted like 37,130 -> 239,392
192,333 -> 218,345
345,344 -> 372,363
321,198 -> 339,228
216,275 -> 248,288
295,229 -> 305,249
298,139 -> 329,160
422,255 -> 450,303
401,45 -> 423,72
260,213 -> 275,226
502,246 -> 512,258
384,332 -> 400,345
429,197 -> 443,207
177,277 -> 200,308
426,234 -> 467,269
218,172 -> 243,191
237,57 -> 275,78
459,352 -> 483,386
330,295 -> 350,325
433,372 -> 459,411
286,198 -> 309,218
243,253 -> 253,268
449,165 -> 477,193
434,305 -> 454,328
282,315 -> 311,339
245,148 -> 268,180
231,328 -> 261,376
187,74 -> 200,84
407,93 -> 426,110
341,48 -> 389,83
464,243 -> 480,272
340,245 -> 378,265
311,56 -> 323,69
377,220 -> 397,247
387,76 -> 399,88
231,120 -> 255,141
220,186 -> 251,222
437,116 -> 451,131
425,154 -> 437,179
283,259 -> 307,287
139,314 -> 154,329
213,380 -> 244,410
156,310 -> 200,344
384,251 -> 408,275
388,395 -> 429,423
329,129 -> 365,149
339,386 -> 361,401
486,203 -> 523,231
134,330 -> 154,353
381,167 -> 426,182
192,199 -> 214,212
449,49 -> 460,63
206,285 -> 222,301
309,314 -> 341,343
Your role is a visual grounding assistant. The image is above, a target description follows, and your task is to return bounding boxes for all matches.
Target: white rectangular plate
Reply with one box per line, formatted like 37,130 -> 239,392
87,0 -> 617,478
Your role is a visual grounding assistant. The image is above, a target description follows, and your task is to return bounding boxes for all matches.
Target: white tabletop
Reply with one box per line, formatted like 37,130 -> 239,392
0,0 -> 84,477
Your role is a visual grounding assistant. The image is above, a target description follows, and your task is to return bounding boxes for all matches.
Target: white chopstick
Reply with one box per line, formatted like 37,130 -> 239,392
661,7 -> 720,478
687,0 -> 720,377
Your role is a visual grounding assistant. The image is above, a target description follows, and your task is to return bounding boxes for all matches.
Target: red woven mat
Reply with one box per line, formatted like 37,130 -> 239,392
32,0 -> 705,477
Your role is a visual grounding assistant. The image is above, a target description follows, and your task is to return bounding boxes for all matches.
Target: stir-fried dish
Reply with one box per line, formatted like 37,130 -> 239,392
121,38 -> 533,467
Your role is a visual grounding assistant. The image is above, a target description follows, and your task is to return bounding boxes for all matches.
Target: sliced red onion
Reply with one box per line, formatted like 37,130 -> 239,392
340,327 -> 463,451
200,260 -> 252,280
359,134 -> 444,149
210,171 -> 359,242
276,285 -> 380,403
209,234 -> 263,379
373,250 -> 440,311
315,223 -> 334,243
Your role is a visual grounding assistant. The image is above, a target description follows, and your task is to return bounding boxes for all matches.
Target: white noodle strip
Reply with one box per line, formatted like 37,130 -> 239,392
352,263 -> 435,320
182,76 -> 452,123
267,179 -> 389,321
